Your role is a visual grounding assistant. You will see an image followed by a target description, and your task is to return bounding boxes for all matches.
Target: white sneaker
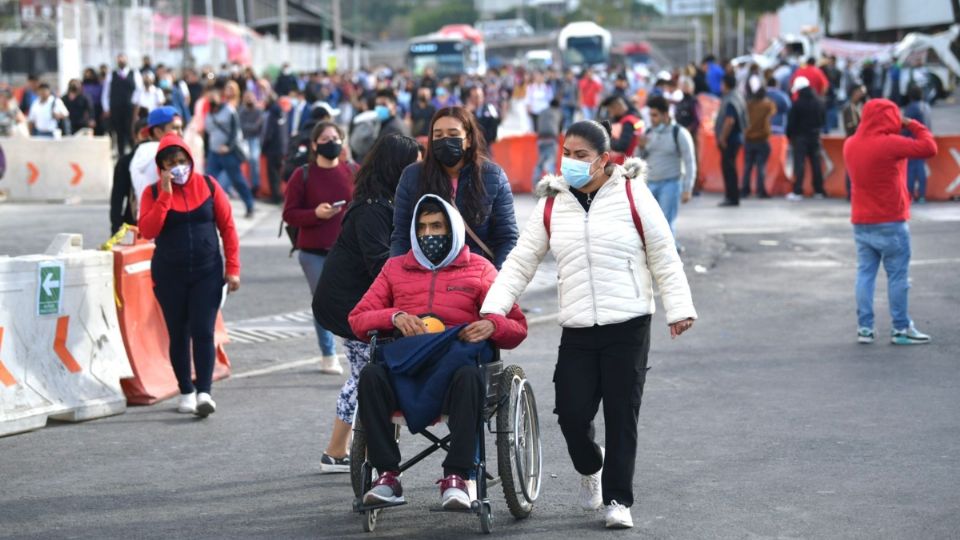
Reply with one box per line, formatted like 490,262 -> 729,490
579,446 -> 604,511
195,392 -> 217,417
319,355 -> 343,375
177,392 -> 197,414
604,501 -> 633,529
785,192 -> 803,202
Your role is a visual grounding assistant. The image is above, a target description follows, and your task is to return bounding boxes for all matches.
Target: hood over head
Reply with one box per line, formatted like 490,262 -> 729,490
791,76 -> 810,94
857,98 -> 902,137
155,132 -> 196,178
410,194 -> 465,271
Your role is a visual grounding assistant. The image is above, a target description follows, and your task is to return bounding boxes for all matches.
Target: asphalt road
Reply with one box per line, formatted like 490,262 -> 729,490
1,194 -> 959,539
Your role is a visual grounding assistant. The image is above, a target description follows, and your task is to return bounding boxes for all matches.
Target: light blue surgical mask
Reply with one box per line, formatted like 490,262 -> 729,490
375,105 -> 391,121
171,164 -> 191,185
560,156 -> 600,189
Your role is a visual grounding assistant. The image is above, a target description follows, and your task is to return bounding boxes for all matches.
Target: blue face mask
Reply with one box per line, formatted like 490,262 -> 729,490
560,156 -> 600,189
375,105 -> 391,121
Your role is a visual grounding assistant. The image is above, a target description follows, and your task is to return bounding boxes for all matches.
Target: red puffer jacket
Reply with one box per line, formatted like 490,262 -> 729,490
348,246 -> 527,349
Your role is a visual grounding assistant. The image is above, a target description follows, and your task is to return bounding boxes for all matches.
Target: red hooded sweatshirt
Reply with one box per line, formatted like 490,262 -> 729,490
138,133 -> 241,276
843,99 -> 937,225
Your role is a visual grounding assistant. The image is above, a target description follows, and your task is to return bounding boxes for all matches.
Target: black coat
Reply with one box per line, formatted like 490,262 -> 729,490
313,197 -> 394,340
786,88 -> 825,139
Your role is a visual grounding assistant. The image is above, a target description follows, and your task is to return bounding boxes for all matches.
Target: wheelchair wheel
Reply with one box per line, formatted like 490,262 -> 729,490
362,508 -> 378,532
496,365 -> 543,519
479,500 -> 493,534
351,418 -> 368,498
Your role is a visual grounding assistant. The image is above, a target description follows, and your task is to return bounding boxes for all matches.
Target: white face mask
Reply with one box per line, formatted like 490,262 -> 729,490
171,164 -> 191,185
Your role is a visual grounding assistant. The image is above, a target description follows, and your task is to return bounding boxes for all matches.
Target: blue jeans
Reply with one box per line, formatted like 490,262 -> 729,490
647,178 -> 682,239
534,138 -> 558,181
297,250 -> 337,356
906,159 -> 927,200
245,136 -> 262,192
562,105 -> 577,130
741,141 -> 771,195
854,222 -> 912,330
207,151 -> 255,213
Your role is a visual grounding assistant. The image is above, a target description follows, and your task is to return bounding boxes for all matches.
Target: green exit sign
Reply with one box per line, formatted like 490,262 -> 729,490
38,261 -> 64,316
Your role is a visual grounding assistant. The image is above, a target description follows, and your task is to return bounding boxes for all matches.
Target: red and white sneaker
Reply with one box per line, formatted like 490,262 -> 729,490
363,471 -> 404,505
438,474 -> 471,510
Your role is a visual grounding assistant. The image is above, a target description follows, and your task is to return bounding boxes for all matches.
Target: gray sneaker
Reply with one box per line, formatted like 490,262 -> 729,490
857,327 -> 875,344
891,326 -> 931,345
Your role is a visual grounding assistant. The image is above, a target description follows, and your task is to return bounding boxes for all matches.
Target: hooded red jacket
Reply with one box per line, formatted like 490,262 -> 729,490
138,133 -> 241,276
348,246 -> 528,350
843,99 -> 937,225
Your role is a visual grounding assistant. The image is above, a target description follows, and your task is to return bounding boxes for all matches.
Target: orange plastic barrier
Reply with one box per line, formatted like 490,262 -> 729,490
490,134 -> 538,194
111,230 -> 231,405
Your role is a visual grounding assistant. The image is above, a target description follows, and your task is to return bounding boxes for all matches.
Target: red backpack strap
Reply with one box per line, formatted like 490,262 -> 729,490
543,196 -> 555,240
624,178 -> 646,249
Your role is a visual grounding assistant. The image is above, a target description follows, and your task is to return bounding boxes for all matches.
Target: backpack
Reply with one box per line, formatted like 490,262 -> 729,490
543,177 -> 646,249
674,96 -> 699,131
348,109 -> 381,162
282,132 -> 311,181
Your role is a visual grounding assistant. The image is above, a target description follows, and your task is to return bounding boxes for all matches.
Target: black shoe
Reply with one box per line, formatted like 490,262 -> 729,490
757,192 -> 771,199
717,200 -> 739,207
244,209 -> 255,219
740,189 -> 751,198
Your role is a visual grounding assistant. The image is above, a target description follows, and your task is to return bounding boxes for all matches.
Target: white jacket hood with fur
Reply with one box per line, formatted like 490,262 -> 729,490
481,157 -> 697,327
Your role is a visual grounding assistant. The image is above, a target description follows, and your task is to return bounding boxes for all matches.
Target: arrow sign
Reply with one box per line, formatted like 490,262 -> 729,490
70,163 -> 83,186
37,262 -> 64,316
42,271 -> 60,297
27,162 -> 39,185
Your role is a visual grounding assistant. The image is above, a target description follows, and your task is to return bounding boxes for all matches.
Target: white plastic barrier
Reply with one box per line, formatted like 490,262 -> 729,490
0,134 -> 114,202
0,234 -> 133,437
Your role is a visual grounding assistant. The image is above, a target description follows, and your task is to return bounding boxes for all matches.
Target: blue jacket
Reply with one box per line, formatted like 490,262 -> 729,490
390,160 -> 518,269
379,326 -> 493,434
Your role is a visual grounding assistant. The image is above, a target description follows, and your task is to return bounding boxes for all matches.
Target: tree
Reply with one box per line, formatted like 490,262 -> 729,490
410,1 -> 478,36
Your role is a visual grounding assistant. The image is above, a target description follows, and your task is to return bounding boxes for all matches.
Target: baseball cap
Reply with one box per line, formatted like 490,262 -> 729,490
147,106 -> 179,128
791,76 -> 810,94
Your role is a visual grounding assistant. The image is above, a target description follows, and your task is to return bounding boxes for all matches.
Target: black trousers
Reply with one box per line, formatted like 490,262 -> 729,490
358,363 -> 483,478
720,141 -> 741,204
792,134 -> 825,195
112,111 -> 133,157
152,262 -> 223,395
554,315 -> 651,507
266,154 -> 284,204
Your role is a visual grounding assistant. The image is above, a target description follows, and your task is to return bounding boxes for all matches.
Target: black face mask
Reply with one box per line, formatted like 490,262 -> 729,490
418,234 -> 452,265
315,141 -> 342,160
432,137 -> 465,168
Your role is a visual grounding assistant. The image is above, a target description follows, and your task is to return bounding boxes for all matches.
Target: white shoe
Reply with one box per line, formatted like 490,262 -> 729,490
319,355 -> 343,375
604,501 -> 633,529
177,392 -> 197,414
195,392 -> 216,417
785,192 -> 803,202
579,446 -> 604,511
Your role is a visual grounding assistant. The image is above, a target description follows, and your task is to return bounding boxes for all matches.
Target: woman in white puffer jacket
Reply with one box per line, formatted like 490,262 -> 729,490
481,120 -> 697,530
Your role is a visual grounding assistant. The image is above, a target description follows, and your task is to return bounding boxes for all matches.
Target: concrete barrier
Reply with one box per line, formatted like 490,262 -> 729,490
0,234 -> 132,437
0,133 -> 114,202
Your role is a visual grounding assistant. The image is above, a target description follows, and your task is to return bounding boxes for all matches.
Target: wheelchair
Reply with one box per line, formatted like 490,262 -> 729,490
350,331 -> 543,534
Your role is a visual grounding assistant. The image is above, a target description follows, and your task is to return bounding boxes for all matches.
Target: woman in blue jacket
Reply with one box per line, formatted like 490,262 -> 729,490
390,107 -> 518,269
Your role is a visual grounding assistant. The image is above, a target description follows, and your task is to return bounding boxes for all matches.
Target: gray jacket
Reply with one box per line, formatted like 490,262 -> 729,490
644,122 -> 697,193
207,104 -> 240,152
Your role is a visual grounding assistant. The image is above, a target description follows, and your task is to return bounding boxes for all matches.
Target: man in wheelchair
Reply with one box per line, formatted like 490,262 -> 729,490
348,195 -> 527,510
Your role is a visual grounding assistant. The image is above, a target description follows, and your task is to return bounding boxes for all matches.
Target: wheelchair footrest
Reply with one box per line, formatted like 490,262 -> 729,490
353,499 -> 407,513
429,505 -> 478,514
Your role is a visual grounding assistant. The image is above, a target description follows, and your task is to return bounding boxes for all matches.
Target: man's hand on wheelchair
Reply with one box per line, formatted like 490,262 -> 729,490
393,312 -> 428,337
458,319 -> 495,343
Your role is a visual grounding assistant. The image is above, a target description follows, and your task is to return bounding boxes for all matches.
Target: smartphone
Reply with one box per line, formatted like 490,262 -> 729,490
332,200 -> 347,208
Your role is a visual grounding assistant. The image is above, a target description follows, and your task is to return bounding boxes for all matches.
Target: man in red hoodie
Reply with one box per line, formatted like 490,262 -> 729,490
349,194 -> 527,512
843,99 -> 937,345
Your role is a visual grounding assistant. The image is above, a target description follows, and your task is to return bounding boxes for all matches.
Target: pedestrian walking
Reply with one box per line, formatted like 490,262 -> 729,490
842,84 -> 867,199
600,95 -> 643,165
102,54 -> 144,156
637,95 -> 696,248
109,117 -> 148,235
138,133 -> 241,417
206,80 -> 256,218
902,85 -> 932,203
0,88 -> 26,136
741,81 -> 775,198
786,77 -> 826,201
525,71 -> 553,128
312,134 -> 421,473
558,68 -> 580,130
533,99 -> 562,180
843,99 -> 937,345
390,107 -> 518,270
260,89 -> 286,204
715,73 -> 748,206
62,79 -> 94,135
766,76 -> 791,136
282,121 -> 355,375
129,106 -> 184,202
480,120 -> 697,529
239,91 -> 264,195
578,67 -> 603,121
462,85 -> 499,150
27,82 -> 68,138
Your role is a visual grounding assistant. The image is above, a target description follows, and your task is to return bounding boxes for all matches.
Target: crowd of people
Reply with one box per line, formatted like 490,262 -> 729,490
0,47 -> 938,532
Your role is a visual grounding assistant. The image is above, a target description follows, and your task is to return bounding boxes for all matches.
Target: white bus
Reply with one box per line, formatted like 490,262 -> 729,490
407,25 -> 487,78
558,21 -> 612,68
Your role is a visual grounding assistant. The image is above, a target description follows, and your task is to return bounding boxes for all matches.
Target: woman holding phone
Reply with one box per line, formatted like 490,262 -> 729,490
283,121 -> 355,375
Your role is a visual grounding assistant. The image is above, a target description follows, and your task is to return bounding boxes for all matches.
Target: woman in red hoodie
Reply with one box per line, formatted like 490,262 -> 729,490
139,133 -> 241,417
